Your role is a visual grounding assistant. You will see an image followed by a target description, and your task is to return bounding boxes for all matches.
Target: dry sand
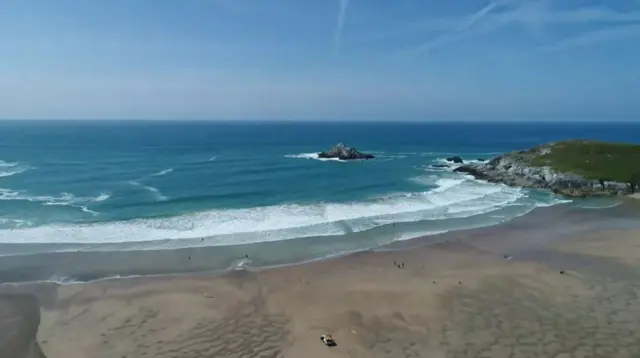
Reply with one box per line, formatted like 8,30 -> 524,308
1,226 -> 640,358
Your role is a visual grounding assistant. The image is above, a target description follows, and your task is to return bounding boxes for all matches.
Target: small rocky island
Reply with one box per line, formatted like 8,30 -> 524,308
318,143 -> 375,160
454,140 -> 640,198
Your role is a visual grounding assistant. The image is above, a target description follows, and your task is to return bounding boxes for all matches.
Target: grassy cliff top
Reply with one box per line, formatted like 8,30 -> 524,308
527,140 -> 640,182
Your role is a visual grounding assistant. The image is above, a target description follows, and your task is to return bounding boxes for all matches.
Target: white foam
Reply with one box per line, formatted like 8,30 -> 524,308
0,160 -> 18,168
431,178 -> 466,192
129,181 -> 168,201
41,192 -> 77,206
0,176 -> 532,246
93,193 -> 111,202
409,175 -> 439,186
0,160 -> 30,178
432,157 -> 486,170
45,274 -> 81,284
0,166 -> 30,178
0,218 -> 32,228
285,153 -> 345,162
208,156 -> 217,161
394,230 -> 449,241
151,168 -> 173,177
577,202 -> 620,210
40,273 -> 148,285
1,189 -> 63,203
232,258 -> 252,270
79,206 -> 99,216
535,198 -> 572,207
0,189 -> 104,215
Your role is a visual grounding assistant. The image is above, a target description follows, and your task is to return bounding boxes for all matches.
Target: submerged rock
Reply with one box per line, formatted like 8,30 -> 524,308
446,156 -> 463,164
318,143 -> 374,160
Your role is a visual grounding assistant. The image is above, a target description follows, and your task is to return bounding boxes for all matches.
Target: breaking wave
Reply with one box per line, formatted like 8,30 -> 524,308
0,175 -> 565,250
285,153 -> 345,162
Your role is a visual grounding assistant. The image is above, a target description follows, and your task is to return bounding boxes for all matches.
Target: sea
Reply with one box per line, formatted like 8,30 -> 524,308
1,120 -> 639,283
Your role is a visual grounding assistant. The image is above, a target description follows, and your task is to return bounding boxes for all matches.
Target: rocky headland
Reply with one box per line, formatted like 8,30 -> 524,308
454,140 -> 640,198
318,143 -> 375,160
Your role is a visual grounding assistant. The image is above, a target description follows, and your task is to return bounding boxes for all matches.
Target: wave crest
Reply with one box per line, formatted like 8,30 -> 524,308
0,176 -> 543,247
0,189 -> 105,216
0,160 -> 30,178
151,168 -> 173,177
0,160 -> 18,168
129,181 -> 168,201
285,153 -> 345,162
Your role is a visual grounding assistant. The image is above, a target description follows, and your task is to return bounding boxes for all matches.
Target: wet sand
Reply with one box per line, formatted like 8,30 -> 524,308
0,295 -> 45,358
2,204 -> 640,358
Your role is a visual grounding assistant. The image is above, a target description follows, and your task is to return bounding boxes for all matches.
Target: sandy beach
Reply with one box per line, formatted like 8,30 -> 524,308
2,204 -> 640,358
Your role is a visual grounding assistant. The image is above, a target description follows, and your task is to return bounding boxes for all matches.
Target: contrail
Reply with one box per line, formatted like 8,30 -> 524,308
334,0 -> 350,56
394,0 -> 505,58
454,1 -> 498,33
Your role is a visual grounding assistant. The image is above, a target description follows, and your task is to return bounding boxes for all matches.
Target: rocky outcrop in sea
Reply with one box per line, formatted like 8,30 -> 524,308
454,145 -> 631,198
318,143 -> 375,160
446,156 -> 463,164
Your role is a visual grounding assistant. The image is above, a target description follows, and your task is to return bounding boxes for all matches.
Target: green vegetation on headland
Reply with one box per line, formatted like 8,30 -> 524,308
455,139 -> 640,197
529,140 -> 640,192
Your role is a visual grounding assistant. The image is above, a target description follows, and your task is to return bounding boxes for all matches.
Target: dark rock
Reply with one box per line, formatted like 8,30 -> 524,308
318,143 -> 374,160
453,147 -> 631,198
454,165 -> 489,180
430,164 -> 449,168
477,158 -> 485,162
446,156 -> 463,164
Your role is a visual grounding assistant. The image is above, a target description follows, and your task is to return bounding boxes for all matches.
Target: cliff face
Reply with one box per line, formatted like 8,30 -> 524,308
454,145 -> 631,198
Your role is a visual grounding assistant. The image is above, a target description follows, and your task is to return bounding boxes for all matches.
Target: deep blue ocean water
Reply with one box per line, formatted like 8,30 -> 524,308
0,120 -> 638,261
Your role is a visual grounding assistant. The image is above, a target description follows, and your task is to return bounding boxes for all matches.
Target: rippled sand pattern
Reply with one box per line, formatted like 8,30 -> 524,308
151,297 -> 290,358
435,277 -> 640,358
5,229 -> 640,358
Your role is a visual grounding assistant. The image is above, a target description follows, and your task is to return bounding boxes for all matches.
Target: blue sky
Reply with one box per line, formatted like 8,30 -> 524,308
0,0 -> 639,120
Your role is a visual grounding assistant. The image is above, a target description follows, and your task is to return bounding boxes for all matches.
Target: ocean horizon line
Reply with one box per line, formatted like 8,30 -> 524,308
0,118 -> 638,125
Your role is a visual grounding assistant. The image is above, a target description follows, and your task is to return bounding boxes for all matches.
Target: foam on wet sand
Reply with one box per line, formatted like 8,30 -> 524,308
2,207 -> 640,358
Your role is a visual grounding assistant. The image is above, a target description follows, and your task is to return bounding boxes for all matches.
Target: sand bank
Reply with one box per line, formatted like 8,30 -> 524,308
1,204 -> 640,358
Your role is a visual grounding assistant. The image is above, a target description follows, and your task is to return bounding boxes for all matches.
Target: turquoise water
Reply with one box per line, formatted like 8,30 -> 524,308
0,120 -> 638,260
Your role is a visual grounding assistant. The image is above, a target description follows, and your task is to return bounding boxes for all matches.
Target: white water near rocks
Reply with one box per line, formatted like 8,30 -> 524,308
1,121 -> 636,282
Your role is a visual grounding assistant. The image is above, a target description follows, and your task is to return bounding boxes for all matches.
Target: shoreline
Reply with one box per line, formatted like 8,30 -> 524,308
1,199 -> 639,286
453,140 -> 640,198
1,204 -> 640,357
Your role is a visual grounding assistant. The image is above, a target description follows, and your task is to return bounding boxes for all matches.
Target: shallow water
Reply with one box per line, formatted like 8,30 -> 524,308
1,121 -> 639,282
